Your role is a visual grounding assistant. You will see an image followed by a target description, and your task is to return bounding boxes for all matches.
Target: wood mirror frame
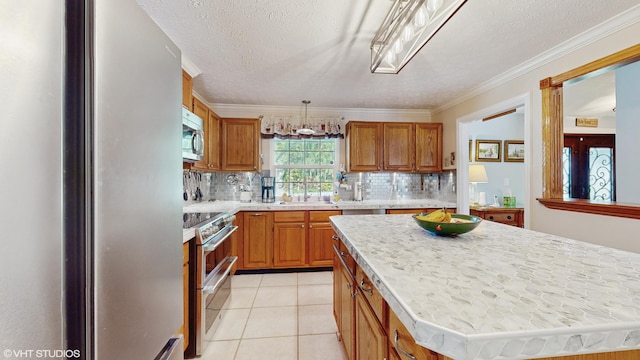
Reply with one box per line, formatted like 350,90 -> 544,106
538,43 -> 640,219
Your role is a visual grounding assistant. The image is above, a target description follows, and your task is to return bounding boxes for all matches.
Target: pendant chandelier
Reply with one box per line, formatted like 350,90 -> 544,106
297,100 -> 315,135
259,100 -> 345,139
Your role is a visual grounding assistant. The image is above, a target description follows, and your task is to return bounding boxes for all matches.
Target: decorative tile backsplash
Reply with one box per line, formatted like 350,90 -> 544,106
184,170 -> 457,203
341,171 -> 457,202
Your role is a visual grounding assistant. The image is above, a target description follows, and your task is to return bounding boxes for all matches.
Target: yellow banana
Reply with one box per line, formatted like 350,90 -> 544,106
417,209 -> 447,222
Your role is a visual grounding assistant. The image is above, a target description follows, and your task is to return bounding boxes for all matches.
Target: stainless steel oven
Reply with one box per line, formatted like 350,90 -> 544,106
183,212 -> 237,356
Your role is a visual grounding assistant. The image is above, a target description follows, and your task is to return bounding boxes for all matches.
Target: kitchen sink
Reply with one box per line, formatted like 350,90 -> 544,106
341,209 -> 385,215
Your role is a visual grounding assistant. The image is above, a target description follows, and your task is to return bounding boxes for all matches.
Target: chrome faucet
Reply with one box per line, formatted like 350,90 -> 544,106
303,180 -> 308,202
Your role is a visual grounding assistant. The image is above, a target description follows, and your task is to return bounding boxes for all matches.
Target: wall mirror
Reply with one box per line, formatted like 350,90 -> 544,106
539,43 -> 640,219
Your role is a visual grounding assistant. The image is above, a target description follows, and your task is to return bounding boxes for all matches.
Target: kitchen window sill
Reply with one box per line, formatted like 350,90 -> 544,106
537,198 -> 640,220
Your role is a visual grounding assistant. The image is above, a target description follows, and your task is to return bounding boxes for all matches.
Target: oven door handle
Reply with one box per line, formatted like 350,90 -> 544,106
201,225 -> 238,252
203,256 -> 237,295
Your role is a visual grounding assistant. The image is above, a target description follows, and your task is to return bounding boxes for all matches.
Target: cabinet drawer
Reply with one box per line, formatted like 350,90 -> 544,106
273,211 -> 305,223
389,308 -> 440,360
309,210 -> 341,222
485,212 -> 518,223
338,241 -> 356,275
355,266 -> 385,324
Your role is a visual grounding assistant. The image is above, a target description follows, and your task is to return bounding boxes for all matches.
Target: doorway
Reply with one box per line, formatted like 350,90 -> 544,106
563,134 -> 615,201
456,94 -> 531,227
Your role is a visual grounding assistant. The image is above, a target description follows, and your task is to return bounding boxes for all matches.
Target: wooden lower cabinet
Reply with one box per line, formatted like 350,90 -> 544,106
239,210 -> 339,270
355,293 -> 387,360
242,212 -> 273,269
470,206 -> 524,227
273,211 -> 306,267
389,307 -> 441,360
308,210 -> 341,266
339,263 -> 356,360
388,348 -> 402,360
273,222 -> 306,267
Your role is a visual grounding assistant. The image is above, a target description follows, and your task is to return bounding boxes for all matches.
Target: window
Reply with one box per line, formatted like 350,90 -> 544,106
272,138 -> 337,200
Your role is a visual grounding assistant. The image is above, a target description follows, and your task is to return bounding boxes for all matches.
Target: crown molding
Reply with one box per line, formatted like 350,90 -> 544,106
209,103 -> 432,122
181,54 -> 201,78
433,4 -> 640,115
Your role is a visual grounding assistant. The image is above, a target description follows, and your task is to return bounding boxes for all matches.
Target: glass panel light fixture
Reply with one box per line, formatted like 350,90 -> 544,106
370,0 -> 467,74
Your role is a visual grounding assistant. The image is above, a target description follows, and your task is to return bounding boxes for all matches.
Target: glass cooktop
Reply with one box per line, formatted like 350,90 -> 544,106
182,212 -> 223,229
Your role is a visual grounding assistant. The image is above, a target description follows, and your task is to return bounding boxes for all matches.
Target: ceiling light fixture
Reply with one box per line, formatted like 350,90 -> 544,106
296,100 -> 315,135
370,0 -> 467,74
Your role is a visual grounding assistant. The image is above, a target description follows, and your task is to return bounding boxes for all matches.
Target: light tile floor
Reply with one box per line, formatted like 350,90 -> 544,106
201,271 -> 347,360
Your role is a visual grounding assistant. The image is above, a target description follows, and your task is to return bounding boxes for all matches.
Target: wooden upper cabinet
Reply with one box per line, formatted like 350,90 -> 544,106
383,122 -> 415,172
221,118 -> 261,172
181,70 -> 192,109
415,123 -> 442,172
348,121 -> 442,173
206,111 -> 221,171
347,121 -> 383,172
190,97 -> 210,171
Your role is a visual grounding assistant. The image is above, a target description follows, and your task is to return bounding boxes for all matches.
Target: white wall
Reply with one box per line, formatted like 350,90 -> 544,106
468,113 -> 525,207
433,18 -> 640,253
615,60 -> 640,203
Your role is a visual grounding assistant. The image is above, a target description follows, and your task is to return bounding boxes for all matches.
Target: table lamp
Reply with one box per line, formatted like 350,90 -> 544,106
469,164 -> 488,206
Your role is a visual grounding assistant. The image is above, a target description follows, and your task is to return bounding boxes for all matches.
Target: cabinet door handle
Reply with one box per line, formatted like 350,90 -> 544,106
394,329 -> 416,360
346,283 -> 356,298
301,224 -> 305,228
251,213 -> 262,217
489,216 -> 494,220
332,234 -> 339,241
359,279 -> 373,295
309,224 -> 313,228
507,215 -> 512,220
340,251 -> 349,259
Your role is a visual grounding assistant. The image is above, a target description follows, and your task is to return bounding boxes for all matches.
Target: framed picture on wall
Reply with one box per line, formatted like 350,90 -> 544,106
504,140 -> 525,162
475,140 -> 501,162
469,140 -> 472,161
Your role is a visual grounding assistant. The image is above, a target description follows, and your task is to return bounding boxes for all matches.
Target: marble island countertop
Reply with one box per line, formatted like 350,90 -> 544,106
330,214 -> 640,360
181,198 -> 455,243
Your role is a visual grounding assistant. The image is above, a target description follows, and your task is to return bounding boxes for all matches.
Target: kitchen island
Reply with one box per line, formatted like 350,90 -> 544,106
330,214 -> 640,360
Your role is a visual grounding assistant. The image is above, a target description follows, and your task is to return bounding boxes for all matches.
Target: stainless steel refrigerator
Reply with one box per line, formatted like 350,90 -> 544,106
1,0 -> 184,359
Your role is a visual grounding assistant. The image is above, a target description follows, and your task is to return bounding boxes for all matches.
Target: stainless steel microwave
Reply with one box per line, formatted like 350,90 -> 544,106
182,107 -> 204,162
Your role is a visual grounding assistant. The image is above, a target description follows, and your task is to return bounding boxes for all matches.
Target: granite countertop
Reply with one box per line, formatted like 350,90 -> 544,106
330,214 -> 640,360
181,199 -> 455,243
182,199 -> 456,214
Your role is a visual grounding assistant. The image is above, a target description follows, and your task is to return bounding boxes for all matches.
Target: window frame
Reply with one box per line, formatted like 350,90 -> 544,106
538,43 -> 640,219
271,138 -> 339,199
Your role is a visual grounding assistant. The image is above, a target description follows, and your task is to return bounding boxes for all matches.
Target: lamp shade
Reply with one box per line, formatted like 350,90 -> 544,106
469,164 -> 488,183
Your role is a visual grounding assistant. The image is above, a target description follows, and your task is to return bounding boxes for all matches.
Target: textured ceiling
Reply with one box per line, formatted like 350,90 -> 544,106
137,0 -> 638,110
